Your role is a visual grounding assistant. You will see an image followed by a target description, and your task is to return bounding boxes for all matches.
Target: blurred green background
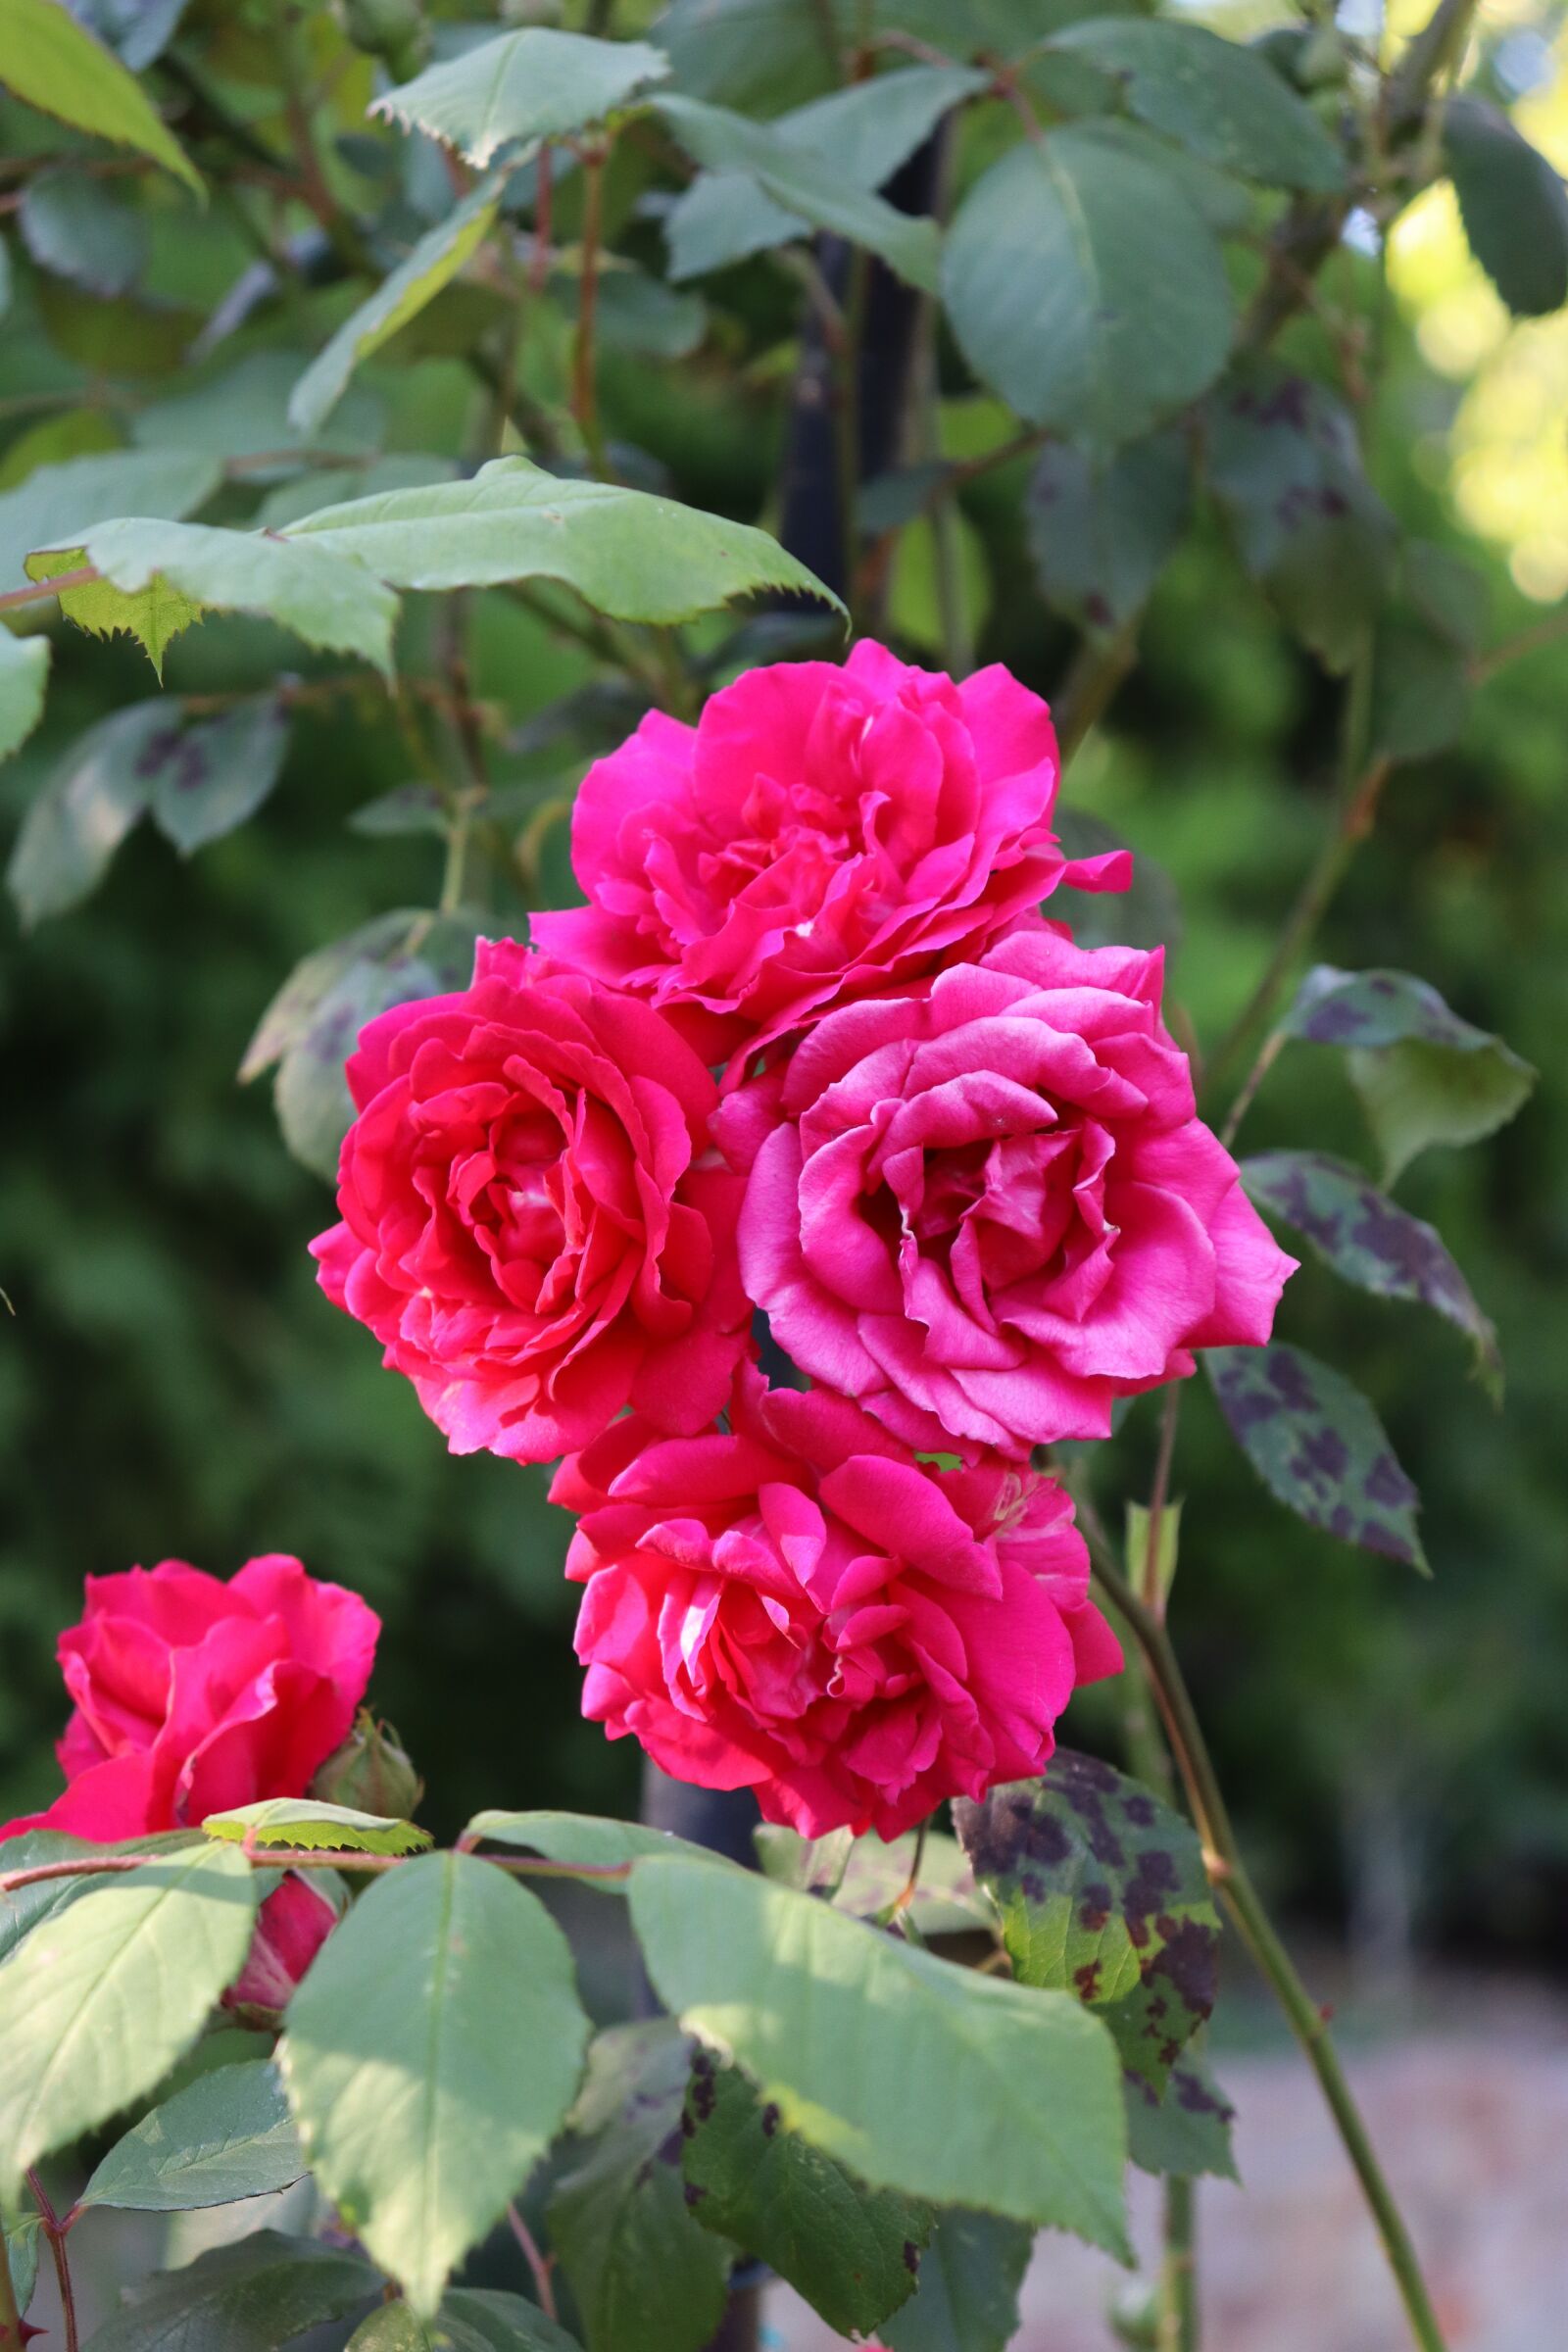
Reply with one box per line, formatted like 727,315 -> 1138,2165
1,2 -> 1565,1985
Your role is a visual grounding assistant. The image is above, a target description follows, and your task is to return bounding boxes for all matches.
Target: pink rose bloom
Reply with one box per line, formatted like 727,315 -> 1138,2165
2,1555 -> 378,1841
530,643 -> 1128,1065
554,1366 -> 1121,1840
311,941 -> 749,1464
724,933 -> 1298,1458
224,1871 -> 340,2021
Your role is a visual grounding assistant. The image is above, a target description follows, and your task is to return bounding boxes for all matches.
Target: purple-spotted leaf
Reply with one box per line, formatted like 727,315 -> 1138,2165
1206,1342 -> 1427,1570
954,1756 -> 1220,2095
1282,966 -> 1536,1185
1124,2042 -> 1238,2182
146,696 -> 290,857
1243,1150 -> 1500,1398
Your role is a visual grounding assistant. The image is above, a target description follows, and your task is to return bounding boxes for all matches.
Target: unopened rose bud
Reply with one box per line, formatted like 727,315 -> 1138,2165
309,1707 -> 424,1822
335,0 -> 429,79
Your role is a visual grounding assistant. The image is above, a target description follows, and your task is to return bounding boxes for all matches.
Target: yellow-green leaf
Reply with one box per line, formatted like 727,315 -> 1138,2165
0,0 -> 203,196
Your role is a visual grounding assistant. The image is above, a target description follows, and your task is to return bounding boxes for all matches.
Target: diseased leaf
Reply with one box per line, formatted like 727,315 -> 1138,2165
373,28 -> 669,165
0,627 -> 49,766
1445,97 -> 1568,318
1206,1342 -> 1427,1571
682,2051 -> 932,2335
1283,965 -> 1536,1184
79,2059 -> 305,2212
1047,18 -> 1345,191
146,695 -> 291,857
1243,1149 -> 1500,1395
880,2208 -> 1035,2352
550,2022 -> 731,2352
19,169 -> 150,297
0,447 -> 220,593
240,909 -> 442,1082
956,1757 -> 1220,2093
627,1854 -> 1129,2252
280,1852 -> 591,2316
286,455 -> 844,623
289,175 -> 506,438
204,1797 -> 431,1855
6,700 -> 166,925
655,94 -> 940,294
0,0 -> 203,195
84,2230 -> 379,2352
943,128 -> 1233,447
1026,432 -> 1192,635
25,517 -> 398,680
1124,2044 -> 1238,2182
1205,363 -> 1396,669
0,1842 -> 258,2199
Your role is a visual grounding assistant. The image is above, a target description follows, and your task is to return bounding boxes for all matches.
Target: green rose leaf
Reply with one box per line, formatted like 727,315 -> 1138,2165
682,2050 -> 932,2335
203,1797 -> 431,1855
0,0 -> 203,195
19,169 -> 150,299
146,695 -> 291,858
1124,2043 -> 1239,2182
1444,97 -> 1568,318
348,2298 -> 584,2352
0,448 -> 220,594
284,455 -> 844,624
1206,1342 -> 1427,1571
79,2058 -> 306,2212
1368,612 -> 1472,760
943,126 -> 1233,448
1026,432 -> 1193,637
0,1841 -> 258,2200
373,28 -> 669,166
279,1850 -> 591,2316
880,2208 -> 1035,2352
84,2230 -> 380,2352
1282,965 -> 1537,1184
627,1853 -> 1129,2254
549,2021 -> 732,2352
1243,1149 -> 1500,1396
465,1809 -> 730,1884
0,627 -> 49,768
955,1756 -> 1221,2093
3,2209 -> 41,2324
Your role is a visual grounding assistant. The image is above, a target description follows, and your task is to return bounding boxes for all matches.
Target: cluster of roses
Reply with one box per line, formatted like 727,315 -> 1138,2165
5,649 -> 1294,1973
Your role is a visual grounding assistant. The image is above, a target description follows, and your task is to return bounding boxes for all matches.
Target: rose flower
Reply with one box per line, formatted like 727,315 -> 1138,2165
312,941 -> 750,1465
725,932 -> 1298,1458
530,642 -> 1128,1065
555,1367 -> 1120,1840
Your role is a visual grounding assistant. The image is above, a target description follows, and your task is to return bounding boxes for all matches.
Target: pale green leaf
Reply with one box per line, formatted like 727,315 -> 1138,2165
943,127 -> 1233,446
0,0 -> 203,195
279,1851 -> 591,2316
1124,2043 -> 1238,2182
881,2208 -> 1035,2352
79,2059 -> 306,2212
627,1855 -> 1129,2253
290,176 -> 506,438
655,94 -> 940,294
257,455 -> 458,534
4,2210 -> 41,2325
465,1809 -> 731,1884
1026,433 -> 1192,635
147,694 -> 291,857
25,517 -> 398,679
203,1797 -> 431,1855
285,454 -> 843,623
5,699 -> 167,926
1048,19 -> 1345,190
19,168 -> 150,297
85,2230 -> 380,2352
0,1841 -> 258,2200
441,2288 -> 586,2352
0,448 -> 220,593
0,627 -> 49,766
373,28 -> 669,165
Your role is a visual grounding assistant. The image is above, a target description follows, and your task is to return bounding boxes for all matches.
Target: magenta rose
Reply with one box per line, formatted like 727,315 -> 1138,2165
224,1871 -> 341,2022
2,1555 -> 378,1842
554,1366 -> 1121,1840
311,941 -> 750,1464
724,932 -> 1298,1458
530,643 -> 1129,1064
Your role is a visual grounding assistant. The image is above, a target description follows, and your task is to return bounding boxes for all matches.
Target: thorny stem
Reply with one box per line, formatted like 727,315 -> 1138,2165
508,2206 -> 559,2321
25,2176 -> 76,2352
1087,1538 -> 1449,2352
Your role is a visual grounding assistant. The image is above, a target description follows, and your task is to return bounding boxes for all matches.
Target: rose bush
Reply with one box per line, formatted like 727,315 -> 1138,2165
313,940 -> 750,1465
530,643 -> 1130,1063
554,1365 -> 1120,1839
723,932 -> 1298,1457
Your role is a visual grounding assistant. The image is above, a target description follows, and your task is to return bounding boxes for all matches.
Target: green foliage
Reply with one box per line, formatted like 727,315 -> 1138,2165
627,1853 -> 1130,2253
956,1757 -> 1220,2093
1207,1342 -> 1428,1571
78,2059 -> 306,2212
203,1796 -> 432,1854
84,2230 -> 381,2352
0,0 -> 202,195
373,28 -> 670,165
1123,2045 -> 1238,2184
549,2022 -> 732,2352
18,170 -> 149,299
1444,97 -> 1568,318
881,2208 -> 1035,2352
682,2050 -> 932,2335
1026,434 -> 1192,636
0,627 -> 49,764
0,1843 -> 257,2198
1046,19 -> 1345,189
465,1808 -> 727,1879
0,449 -> 220,595
279,1851 -> 591,2316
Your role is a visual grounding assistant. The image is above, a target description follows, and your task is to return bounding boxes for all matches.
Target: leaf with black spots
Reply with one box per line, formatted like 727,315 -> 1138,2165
954,1756 -> 1220,2094
1124,2043 -> 1238,2181
681,2052 -> 931,2336
1206,1343 -> 1426,1570
880,2208 -> 1034,2352
1026,432 -> 1192,637
1243,1150 -> 1500,1396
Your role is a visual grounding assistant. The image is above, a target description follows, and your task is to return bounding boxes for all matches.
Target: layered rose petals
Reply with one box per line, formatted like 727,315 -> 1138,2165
530,642 -> 1129,1060
554,1367 -> 1120,1840
726,931 -> 1298,1459
311,940 -> 750,1465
